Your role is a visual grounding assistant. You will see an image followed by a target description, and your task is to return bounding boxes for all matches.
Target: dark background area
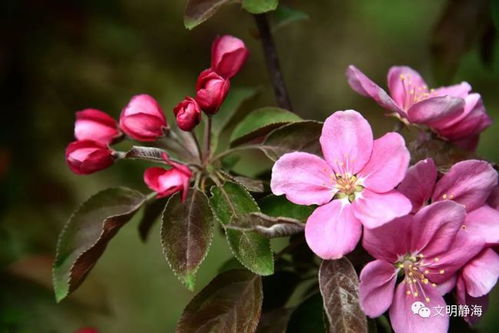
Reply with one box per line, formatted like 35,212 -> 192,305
1,0 -> 498,332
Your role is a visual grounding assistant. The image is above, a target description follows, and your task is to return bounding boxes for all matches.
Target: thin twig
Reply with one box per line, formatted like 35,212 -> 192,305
203,116 -> 213,162
211,144 -> 262,162
254,13 -> 293,111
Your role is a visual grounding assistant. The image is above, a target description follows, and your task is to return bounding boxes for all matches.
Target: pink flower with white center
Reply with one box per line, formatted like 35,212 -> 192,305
346,65 -> 491,150
271,110 -> 412,259
360,201 -> 482,333
143,153 -> 192,202
74,109 -> 120,145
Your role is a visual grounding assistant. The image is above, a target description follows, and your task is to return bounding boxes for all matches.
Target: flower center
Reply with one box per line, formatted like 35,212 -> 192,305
399,74 -> 434,110
395,253 -> 444,303
333,174 -> 363,202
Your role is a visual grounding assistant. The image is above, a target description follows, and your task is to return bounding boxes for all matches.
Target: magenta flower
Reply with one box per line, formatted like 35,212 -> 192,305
65,140 -> 114,175
195,69 -> 230,115
74,109 -> 120,145
120,94 -> 167,141
211,35 -> 249,79
173,97 -> 202,131
360,201 -> 482,333
346,65 -> 491,150
271,110 -> 411,259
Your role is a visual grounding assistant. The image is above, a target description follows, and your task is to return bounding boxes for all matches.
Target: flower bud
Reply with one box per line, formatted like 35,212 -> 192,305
173,97 -> 201,131
211,35 -> 249,79
144,153 -> 192,201
65,140 -> 114,175
74,109 -> 120,145
119,94 -> 167,141
195,69 -> 230,114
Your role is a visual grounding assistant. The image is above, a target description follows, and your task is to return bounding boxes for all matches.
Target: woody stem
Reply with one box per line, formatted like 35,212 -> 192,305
204,115 -> 212,163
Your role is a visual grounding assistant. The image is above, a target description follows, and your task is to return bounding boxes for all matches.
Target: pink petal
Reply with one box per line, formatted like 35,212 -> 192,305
462,249 -> 499,297
363,215 -> 413,263
271,152 -> 335,205
358,132 -> 410,193
346,65 -> 404,116
359,260 -> 397,317
75,109 -> 119,145
411,201 -> 466,258
436,275 -> 457,295
320,110 -> 373,175
432,81 -> 471,99
389,282 -> 448,333
397,158 -> 437,213
123,94 -> 166,121
456,276 -> 489,325
120,113 -> 166,141
406,96 -> 465,127
432,160 -> 497,212
353,189 -> 412,229
465,205 -> 499,245
432,93 -> 481,130
387,66 -> 428,109
305,200 -> 362,259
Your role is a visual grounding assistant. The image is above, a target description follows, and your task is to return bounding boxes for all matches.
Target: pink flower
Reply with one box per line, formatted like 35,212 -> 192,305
119,94 -> 167,141
211,35 -> 249,79
144,153 -> 192,201
65,140 -> 114,175
359,201 -> 481,333
195,69 -> 230,114
346,65 -> 491,149
173,97 -> 202,131
271,110 -> 412,259
74,109 -> 120,145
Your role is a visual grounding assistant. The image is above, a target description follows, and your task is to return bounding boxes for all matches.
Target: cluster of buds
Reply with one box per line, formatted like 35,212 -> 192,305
173,35 -> 249,131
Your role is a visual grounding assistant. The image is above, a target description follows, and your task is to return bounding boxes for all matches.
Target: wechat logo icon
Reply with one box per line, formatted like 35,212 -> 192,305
411,301 -> 431,318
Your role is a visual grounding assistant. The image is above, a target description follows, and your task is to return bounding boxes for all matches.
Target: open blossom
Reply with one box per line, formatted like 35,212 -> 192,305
360,201 -> 482,333
144,153 -> 192,201
346,65 -> 491,150
271,110 -> 411,259
74,109 -> 120,145
211,35 -> 249,79
195,69 -> 230,114
65,140 -> 114,175
120,94 -> 167,141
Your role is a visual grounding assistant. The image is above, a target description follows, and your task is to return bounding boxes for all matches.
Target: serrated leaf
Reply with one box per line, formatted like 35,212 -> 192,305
161,189 -> 214,290
176,269 -> 263,333
184,0 -> 232,30
287,293 -> 326,333
319,259 -> 367,333
260,121 -> 323,161
210,182 -> 274,275
230,107 -> 301,146
53,187 -> 145,302
242,0 -> 279,14
138,197 -> 168,242
220,170 -> 265,192
226,212 -> 304,238
271,6 -> 309,32
259,195 -> 314,221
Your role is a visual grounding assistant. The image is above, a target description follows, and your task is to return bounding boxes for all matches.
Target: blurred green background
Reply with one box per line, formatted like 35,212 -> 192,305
1,0 -> 498,332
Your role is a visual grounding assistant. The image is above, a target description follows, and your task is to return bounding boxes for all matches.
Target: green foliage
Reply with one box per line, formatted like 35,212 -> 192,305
184,0 -> 232,30
210,182 -> 274,275
259,195 -> 315,221
230,107 -> 301,146
53,188 -> 145,302
161,190 -> 214,290
242,0 -> 279,14
272,6 -> 309,32
176,269 -> 263,332
226,212 -> 304,238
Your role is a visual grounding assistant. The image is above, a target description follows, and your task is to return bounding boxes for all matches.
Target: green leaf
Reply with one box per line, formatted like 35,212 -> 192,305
319,259 -> 368,333
230,107 -> 301,147
287,293 -> 326,333
260,121 -> 323,161
212,87 -> 259,151
210,182 -> 274,275
242,0 -> 279,14
161,189 -> 214,290
226,212 -> 304,238
184,0 -> 232,30
138,197 -> 168,242
177,269 -> 263,332
53,188 -> 145,302
259,195 -> 315,221
272,6 -> 309,32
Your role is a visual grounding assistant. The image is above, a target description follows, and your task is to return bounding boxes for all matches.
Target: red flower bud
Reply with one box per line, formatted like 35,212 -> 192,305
173,97 -> 202,131
144,153 -> 192,201
74,109 -> 120,145
74,328 -> 99,333
119,94 -> 167,141
211,35 -> 249,79
195,69 -> 230,114
65,140 -> 114,175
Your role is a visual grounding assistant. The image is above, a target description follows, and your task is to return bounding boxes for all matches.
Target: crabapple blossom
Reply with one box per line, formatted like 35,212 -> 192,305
74,109 -> 120,145
119,94 -> 167,141
173,97 -> 202,131
143,153 -> 192,202
195,69 -> 230,114
65,140 -> 114,175
271,110 -> 411,259
346,65 -> 491,150
211,35 -> 249,79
